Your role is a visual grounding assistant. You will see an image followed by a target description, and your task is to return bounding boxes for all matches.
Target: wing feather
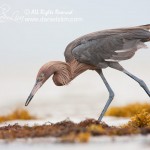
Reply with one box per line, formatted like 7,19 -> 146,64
64,27 -> 150,68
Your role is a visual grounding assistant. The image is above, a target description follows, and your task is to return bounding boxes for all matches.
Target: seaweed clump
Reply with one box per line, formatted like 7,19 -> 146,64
125,109 -> 150,128
0,119 -> 106,142
105,103 -> 150,117
0,109 -> 36,123
0,116 -> 150,143
0,103 -> 150,143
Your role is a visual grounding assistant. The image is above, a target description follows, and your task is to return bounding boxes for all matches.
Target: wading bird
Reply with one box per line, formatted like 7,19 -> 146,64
25,24 -> 150,121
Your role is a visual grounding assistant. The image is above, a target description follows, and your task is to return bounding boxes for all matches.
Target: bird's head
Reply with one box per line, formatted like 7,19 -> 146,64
25,61 -> 71,106
25,62 -> 53,106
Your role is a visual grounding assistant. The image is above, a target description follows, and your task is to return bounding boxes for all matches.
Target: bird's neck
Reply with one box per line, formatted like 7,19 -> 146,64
52,59 -> 94,86
69,59 -> 94,79
52,62 -> 71,86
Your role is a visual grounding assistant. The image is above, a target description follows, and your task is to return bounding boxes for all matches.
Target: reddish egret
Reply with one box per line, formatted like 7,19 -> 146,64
26,24 -> 150,121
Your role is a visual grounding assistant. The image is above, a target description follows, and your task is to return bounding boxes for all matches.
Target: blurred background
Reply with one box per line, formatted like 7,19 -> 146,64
0,0 -> 149,120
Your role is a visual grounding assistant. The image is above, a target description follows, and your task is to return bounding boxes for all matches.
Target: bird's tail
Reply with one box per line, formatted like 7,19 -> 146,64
138,24 -> 150,31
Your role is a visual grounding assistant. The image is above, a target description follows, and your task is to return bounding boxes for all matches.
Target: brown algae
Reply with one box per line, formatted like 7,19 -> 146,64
0,109 -> 36,123
126,109 -> 150,128
0,117 -> 150,142
0,103 -> 150,142
105,103 -> 150,117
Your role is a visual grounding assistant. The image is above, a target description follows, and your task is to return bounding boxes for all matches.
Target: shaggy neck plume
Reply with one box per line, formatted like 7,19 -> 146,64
52,62 -> 71,86
46,59 -> 94,86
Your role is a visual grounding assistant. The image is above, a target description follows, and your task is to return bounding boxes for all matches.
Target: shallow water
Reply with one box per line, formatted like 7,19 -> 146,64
0,0 -> 150,149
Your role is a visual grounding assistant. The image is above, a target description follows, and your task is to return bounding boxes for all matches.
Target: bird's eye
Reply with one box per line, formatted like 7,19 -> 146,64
41,73 -> 44,78
37,73 -> 45,82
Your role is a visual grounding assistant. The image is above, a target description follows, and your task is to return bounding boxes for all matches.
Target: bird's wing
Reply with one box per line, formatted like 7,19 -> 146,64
71,29 -> 149,67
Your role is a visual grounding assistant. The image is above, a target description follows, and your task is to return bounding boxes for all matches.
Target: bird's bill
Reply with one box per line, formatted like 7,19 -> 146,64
25,81 -> 42,106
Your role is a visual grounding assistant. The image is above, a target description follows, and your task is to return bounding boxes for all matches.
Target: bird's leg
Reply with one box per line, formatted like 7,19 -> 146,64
123,69 -> 150,97
108,62 -> 150,97
96,69 -> 115,122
